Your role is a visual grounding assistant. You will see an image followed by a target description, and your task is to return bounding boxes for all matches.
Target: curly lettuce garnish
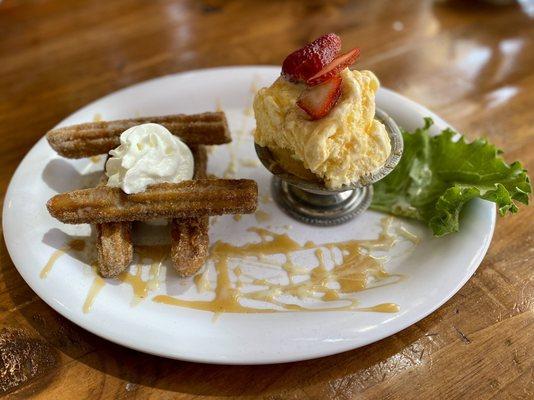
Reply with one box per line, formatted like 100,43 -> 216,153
371,118 -> 531,236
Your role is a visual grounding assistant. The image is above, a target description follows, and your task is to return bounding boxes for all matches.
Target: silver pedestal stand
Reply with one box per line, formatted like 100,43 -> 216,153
255,109 -> 403,226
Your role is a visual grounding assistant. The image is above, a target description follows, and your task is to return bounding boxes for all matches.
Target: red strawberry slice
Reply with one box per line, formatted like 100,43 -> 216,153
306,48 -> 360,86
297,75 -> 342,120
281,33 -> 341,83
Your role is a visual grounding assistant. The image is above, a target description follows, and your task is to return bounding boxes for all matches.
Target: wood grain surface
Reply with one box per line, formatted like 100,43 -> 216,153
1,0 -> 533,398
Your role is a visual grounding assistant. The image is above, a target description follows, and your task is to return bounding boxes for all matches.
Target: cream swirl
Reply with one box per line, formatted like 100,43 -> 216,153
105,123 -> 194,194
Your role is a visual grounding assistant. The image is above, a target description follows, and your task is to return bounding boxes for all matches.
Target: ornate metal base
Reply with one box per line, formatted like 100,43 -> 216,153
271,176 -> 373,226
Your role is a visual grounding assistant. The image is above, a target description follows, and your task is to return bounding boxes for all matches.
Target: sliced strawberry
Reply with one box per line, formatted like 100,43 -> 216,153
281,33 -> 341,83
306,48 -> 360,86
297,75 -> 342,120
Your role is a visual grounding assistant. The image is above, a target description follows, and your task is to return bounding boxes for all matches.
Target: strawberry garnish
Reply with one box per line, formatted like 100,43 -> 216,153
281,33 -> 341,83
297,75 -> 342,120
306,48 -> 360,86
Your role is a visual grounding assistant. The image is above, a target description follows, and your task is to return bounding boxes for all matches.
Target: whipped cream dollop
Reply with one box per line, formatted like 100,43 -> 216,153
105,123 -> 194,194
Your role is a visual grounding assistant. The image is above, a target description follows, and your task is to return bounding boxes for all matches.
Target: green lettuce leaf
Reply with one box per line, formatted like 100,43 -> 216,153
370,118 -> 531,236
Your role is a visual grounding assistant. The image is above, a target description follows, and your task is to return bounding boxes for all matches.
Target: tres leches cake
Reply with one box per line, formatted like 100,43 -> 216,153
254,33 -> 391,189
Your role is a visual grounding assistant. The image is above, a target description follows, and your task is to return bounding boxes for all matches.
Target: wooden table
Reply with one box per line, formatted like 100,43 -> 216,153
1,0 -> 532,398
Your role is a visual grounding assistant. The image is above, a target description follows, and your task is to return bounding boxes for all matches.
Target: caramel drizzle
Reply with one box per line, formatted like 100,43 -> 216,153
83,244 -> 168,311
41,218 -> 415,316
118,244 -> 169,305
40,239 -> 86,279
223,145 -> 238,178
254,210 -> 271,223
260,194 -> 273,204
83,266 -> 105,314
193,268 -> 211,293
154,218 -> 410,315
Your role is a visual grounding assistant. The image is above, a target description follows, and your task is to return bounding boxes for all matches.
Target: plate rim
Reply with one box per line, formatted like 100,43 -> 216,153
2,66 -> 496,364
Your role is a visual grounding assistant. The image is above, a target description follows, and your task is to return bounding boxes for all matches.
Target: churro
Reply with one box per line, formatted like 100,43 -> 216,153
171,146 -> 209,276
45,111 -> 257,280
47,112 -> 230,158
171,216 -> 210,277
94,147 -> 211,277
96,221 -> 133,278
47,179 -> 258,224
95,172 -> 134,278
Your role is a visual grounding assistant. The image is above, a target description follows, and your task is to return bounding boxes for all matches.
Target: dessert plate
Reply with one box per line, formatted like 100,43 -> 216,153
3,67 -> 495,364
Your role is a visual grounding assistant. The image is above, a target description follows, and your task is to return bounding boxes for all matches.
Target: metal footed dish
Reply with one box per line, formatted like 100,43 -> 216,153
255,108 -> 404,225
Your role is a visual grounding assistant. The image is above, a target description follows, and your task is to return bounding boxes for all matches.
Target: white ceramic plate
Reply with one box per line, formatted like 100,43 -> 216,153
3,67 -> 495,364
